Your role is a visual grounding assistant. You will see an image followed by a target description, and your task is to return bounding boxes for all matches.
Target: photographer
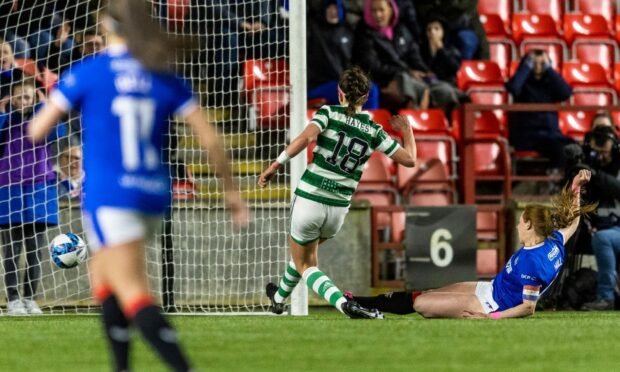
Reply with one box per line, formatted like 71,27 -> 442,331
564,112 -> 620,311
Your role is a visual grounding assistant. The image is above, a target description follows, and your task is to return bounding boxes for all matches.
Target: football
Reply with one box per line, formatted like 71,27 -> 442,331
49,233 -> 88,269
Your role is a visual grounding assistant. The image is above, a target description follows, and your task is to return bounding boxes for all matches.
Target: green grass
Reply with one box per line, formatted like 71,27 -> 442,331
1,309 -> 619,372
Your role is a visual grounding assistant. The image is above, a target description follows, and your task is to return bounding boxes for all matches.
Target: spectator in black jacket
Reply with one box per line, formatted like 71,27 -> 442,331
506,50 -> 574,168
307,0 -> 379,109
419,16 -> 463,111
355,0 -> 456,110
416,0 -> 489,60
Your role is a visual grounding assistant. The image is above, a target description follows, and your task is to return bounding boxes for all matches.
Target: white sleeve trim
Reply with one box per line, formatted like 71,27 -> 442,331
49,90 -> 72,112
175,98 -> 199,118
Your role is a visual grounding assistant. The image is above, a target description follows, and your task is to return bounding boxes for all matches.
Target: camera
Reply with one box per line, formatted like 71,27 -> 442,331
565,126 -> 620,174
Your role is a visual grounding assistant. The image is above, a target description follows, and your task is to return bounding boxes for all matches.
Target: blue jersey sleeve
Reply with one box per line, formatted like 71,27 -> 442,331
169,76 -> 198,118
50,63 -> 90,112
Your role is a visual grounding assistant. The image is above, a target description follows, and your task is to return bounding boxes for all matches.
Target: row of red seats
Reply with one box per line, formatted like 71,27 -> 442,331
479,0 -> 617,37
458,59 -> 620,106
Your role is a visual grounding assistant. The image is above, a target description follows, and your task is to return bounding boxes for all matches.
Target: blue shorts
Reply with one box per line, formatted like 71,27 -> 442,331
0,182 -> 59,225
83,206 -> 162,252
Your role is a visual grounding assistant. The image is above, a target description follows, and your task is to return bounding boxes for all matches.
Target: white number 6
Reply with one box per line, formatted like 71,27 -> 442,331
430,228 -> 453,268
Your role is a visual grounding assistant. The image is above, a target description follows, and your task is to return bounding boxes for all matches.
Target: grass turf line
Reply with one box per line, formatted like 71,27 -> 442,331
1,308 -> 619,372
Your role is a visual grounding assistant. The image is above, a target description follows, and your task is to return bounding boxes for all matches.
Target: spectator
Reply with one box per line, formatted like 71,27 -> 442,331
0,79 -> 66,315
562,115 -> 620,311
314,0 -> 422,41
506,50 -> 574,169
419,16 -> 463,110
56,142 -> 83,200
416,0 -> 489,60
42,19 -> 75,72
307,0 -> 379,109
355,0 -> 456,110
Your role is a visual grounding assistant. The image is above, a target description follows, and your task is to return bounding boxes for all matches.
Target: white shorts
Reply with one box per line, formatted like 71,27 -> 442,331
475,281 -> 500,314
289,196 -> 349,245
83,207 -> 161,252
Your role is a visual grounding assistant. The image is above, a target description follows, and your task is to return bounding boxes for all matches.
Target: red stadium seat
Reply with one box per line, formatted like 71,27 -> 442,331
572,40 -> 617,80
398,156 -> 455,206
572,90 -> 617,106
614,63 -> 620,94
480,14 -> 509,37
355,154 -> 398,226
398,109 -> 449,135
478,0 -> 512,32
243,59 -> 289,92
489,39 -> 516,77
397,140 -> 455,189
577,0 -> 615,30
523,0 -> 564,31
563,62 -> 617,105
512,14 -> 560,44
13,58 -> 58,92
252,90 -> 290,127
468,89 -> 509,129
610,111 -> 620,131
477,250 -> 499,276
520,41 -> 566,71
563,14 -> 612,44
366,109 -> 394,136
562,62 -> 610,86
559,111 -> 595,140
456,60 -> 504,91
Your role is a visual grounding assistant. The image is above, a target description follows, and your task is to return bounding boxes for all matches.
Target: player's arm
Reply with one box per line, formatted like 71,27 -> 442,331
184,107 -> 248,226
28,101 -> 66,142
388,115 -> 416,168
558,169 -> 591,242
490,299 -> 537,319
257,123 -> 321,188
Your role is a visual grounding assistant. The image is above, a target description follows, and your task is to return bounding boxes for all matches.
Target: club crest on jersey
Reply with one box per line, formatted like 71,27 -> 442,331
548,245 -> 560,261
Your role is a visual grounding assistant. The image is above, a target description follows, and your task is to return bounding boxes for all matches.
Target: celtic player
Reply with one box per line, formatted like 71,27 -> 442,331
258,66 -> 417,318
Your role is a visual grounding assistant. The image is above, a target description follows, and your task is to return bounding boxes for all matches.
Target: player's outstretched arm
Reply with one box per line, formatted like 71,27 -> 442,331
558,169 -> 591,242
463,300 -> 537,320
28,101 -> 66,142
388,115 -> 416,168
257,124 -> 321,188
184,107 -> 249,226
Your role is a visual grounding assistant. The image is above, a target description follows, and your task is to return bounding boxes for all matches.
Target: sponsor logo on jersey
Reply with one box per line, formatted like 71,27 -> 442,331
548,245 -> 560,261
554,259 -> 562,270
506,259 -> 512,274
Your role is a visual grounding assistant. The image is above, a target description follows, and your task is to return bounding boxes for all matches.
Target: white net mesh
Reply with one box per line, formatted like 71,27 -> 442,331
0,0 -> 292,314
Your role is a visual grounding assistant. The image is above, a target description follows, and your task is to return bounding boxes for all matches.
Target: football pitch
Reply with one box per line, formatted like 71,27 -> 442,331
1,308 -> 619,372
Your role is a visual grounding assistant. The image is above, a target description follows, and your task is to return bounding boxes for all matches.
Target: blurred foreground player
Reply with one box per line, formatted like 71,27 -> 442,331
29,1 -> 248,370
347,170 -> 595,319
258,66 -> 417,318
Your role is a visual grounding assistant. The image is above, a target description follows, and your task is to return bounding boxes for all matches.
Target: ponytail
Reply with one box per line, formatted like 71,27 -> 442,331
107,0 -> 191,73
523,185 -> 597,238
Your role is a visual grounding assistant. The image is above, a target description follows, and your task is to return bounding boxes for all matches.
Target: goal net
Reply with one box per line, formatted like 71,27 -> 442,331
0,0 -> 299,314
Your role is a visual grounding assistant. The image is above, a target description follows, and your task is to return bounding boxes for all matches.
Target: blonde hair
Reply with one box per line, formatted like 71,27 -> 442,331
523,186 -> 597,238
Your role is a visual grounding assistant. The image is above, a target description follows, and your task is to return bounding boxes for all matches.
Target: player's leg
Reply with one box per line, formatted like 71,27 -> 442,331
88,209 -> 191,371
89,250 -> 130,372
425,281 -> 479,294
413,291 -> 485,318
21,223 -> 45,314
99,239 -> 191,372
1,225 -> 27,314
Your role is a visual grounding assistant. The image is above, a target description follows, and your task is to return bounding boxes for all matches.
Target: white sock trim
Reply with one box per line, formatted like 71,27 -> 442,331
302,266 -> 320,281
335,297 -> 347,313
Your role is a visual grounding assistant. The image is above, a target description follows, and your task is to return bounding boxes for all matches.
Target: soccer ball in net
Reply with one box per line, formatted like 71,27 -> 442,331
50,233 -> 88,269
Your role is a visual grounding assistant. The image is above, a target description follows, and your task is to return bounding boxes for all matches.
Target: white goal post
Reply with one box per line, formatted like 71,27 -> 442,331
0,0 -> 307,315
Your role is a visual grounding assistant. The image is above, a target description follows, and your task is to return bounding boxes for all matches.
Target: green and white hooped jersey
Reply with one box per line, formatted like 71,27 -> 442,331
295,105 -> 401,207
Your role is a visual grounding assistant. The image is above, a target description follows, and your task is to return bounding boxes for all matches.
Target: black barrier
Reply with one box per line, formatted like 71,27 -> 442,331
405,206 -> 477,290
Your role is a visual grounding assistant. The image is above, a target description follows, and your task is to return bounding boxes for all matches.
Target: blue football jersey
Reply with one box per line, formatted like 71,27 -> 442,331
50,45 -> 197,214
492,231 -> 565,311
